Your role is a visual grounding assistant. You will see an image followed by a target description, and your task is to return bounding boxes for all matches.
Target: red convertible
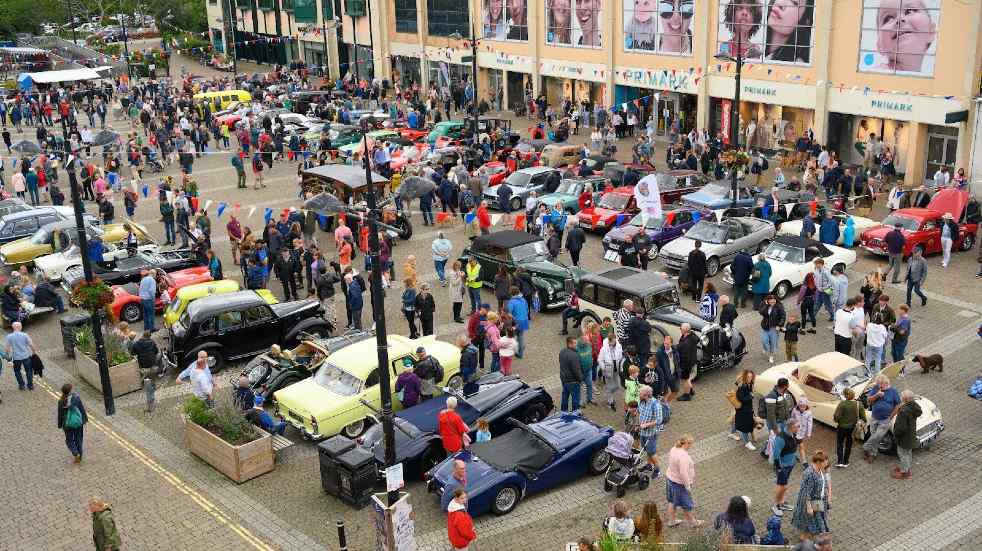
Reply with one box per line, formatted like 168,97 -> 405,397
575,186 -> 639,232
396,127 -> 430,142
109,267 -> 213,323
860,188 -> 979,257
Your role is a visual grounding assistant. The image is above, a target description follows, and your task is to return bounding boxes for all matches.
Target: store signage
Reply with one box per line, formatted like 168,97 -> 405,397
827,88 -> 963,126
743,84 -> 777,97
870,99 -> 913,113
706,76 -> 815,109
476,51 -> 534,73
617,68 -> 694,92
540,61 -> 607,82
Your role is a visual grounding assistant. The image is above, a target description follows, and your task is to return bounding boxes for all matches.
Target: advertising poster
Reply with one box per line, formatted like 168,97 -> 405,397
858,0 -> 939,76
716,0 -> 814,64
624,0 -> 694,54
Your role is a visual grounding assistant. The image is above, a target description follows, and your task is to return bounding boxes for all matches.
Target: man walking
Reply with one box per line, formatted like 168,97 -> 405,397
812,258 -> 835,322
905,248 -> 928,307
138,270 -> 157,332
636,385 -> 664,478
770,418 -> 800,516
565,223 -> 586,266
559,337 -> 583,412
730,249 -> 754,308
5,322 -> 37,390
883,223 -> 906,283
687,240 -> 707,302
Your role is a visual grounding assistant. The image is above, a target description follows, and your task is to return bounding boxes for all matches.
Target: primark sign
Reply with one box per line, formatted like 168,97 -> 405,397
618,68 -> 694,92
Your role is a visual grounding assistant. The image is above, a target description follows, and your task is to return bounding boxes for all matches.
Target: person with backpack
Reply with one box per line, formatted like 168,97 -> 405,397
769,418 -> 800,517
57,383 -> 88,463
637,385 -> 668,479
414,346 -> 445,402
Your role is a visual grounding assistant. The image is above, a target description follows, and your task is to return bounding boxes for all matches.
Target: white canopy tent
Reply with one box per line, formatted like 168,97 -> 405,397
25,67 -> 102,84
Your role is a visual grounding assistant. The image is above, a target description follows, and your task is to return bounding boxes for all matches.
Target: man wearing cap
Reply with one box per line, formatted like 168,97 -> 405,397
246,395 -> 288,435
883,223 -> 906,283
414,347 -> 445,402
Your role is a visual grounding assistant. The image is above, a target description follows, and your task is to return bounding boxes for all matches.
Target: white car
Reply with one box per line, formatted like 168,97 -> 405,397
723,235 -> 856,299
778,209 -> 878,246
34,242 -> 159,283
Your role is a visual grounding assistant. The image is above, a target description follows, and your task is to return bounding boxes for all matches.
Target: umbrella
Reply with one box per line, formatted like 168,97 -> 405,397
90,129 -> 120,147
10,140 -> 41,154
396,175 -> 436,200
303,192 -> 347,216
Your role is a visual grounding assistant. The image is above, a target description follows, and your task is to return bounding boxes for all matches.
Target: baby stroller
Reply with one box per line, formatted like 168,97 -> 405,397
143,148 -> 164,174
603,431 -> 650,497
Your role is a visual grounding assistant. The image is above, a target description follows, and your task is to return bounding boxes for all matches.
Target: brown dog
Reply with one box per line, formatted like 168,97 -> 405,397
913,354 -> 944,373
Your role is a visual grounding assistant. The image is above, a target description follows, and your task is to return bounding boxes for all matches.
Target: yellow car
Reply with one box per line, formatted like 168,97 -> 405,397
0,221 -> 153,267
164,281 -> 276,327
274,335 -> 462,440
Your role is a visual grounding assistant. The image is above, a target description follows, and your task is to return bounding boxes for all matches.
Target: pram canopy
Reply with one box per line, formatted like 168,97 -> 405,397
605,431 -> 634,460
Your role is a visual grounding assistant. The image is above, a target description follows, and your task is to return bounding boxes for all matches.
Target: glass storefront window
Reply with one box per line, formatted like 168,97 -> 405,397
394,0 -> 418,33
428,0 -> 470,36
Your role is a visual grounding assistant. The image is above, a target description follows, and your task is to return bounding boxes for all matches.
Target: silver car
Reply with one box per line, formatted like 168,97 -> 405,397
658,217 -> 776,276
482,166 -> 560,211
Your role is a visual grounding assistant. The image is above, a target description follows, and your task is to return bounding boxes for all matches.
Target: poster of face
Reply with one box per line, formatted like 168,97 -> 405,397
624,0 -> 694,54
858,0 -> 939,76
546,0 -> 602,47
716,0 -> 814,64
483,0 -> 528,41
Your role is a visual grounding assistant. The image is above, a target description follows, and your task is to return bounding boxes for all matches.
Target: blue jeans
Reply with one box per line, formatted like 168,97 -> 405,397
467,287 -> 481,313
163,219 -> 176,244
65,427 -> 84,457
421,207 -> 434,225
816,292 -> 834,320
490,352 -> 500,373
12,358 -> 33,389
434,259 -> 448,283
141,298 -> 156,331
891,339 -> 908,363
515,329 -> 525,358
761,328 -> 779,354
865,345 -> 883,375
561,381 -> 581,412
582,363 -> 595,403
28,186 -> 39,206
906,280 -> 927,305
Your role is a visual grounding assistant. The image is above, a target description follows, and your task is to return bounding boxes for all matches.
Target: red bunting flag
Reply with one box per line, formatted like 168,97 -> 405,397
436,211 -> 450,224
809,200 -> 818,217
513,213 -> 526,231
664,211 -> 675,225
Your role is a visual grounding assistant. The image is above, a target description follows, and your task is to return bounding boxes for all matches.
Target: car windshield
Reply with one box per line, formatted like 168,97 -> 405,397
765,242 -> 805,263
645,289 -> 679,311
29,229 -> 50,245
629,213 -> 663,229
699,183 -> 728,197
600,194 -> 630,210
686,221 -> 728,244
881,214 -> 919,231
832,365 -> 871,396
311,362 -> 363,396
555,180 -> 580,195
505,172 -> 533,188
510,241 -> 549,262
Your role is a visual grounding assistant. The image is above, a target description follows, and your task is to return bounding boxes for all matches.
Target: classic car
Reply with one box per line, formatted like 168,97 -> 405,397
716,189 -> 815,226
163,279 -> 274,327
426,413 -> 613,516
337,129 -> 401,157
540,144 -> 582,168
427,120 -> 467,144
396,126 -> 431,142
425,146 -> 484,173
0,198 -> 32,219
658,217 -> 777,276
754,352 -> 944,454
779,208 -> 879,245
2,220 -> 150,267
601,162 -> 657,186
238,330 -> 375,399
577,267 -> 745,380
108,267 -> 213,323
600,208 -> 702,262
459,230 -> 585,310
475,161 -> 511,189
566,154 -> 615,175
33,237 -> 160,283
535,176 -> 608,213
0,206 -> 94,246
274,334 -> 462,440
653,170 -> 711,205
575,186 -> 640,232
359,374 -> 554,480
482,166 -> 561,211
680,181 -> 760,210
164,291 -> 332,373
62,249 -> 201,292
860,189 -> 980,257
723,236 -> 857,299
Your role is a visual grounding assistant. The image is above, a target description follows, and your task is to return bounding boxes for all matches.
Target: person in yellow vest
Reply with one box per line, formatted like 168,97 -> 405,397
465,257 -> 483,314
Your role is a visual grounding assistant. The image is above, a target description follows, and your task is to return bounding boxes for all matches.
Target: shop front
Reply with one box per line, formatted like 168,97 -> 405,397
476,51 -> 534,111
424,45 -> 473,90
539,60 -> 607,108
615,67 -> 699,135
391,56 -> 422,87
708,77 -> 817,153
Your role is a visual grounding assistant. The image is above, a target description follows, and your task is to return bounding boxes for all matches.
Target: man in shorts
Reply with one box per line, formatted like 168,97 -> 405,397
636,385 -> 664,479
769,418 -> 800,516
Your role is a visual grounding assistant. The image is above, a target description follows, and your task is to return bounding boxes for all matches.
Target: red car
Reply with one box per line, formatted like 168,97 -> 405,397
396,127 -> 430,142
860,188 -> 979,257
657,170 -> 712,205
575,186 -> 639,232
109,267 -> 213,323
475,161 -> 511,188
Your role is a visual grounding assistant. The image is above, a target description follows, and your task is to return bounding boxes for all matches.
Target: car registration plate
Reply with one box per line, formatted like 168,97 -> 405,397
603,250 -> 621,263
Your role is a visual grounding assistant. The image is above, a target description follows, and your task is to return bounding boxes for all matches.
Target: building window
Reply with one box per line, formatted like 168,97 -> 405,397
624,0 -> 693,54
427,0 -> 470,37
237,0 -> 253,8
482,0 -> 527,41
282,0 -> 294,10
545,0 -> 602,48
258,0 -> 275,10
293,0 -> 317,21
322,0 -> 334,18
345,0 -> 366,16
858,0 -> 940,77
715,0 -> 814,65
394,0 -> 418,33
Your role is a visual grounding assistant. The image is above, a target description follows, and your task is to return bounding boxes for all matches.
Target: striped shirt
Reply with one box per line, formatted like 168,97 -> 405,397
614,308 -> 633,341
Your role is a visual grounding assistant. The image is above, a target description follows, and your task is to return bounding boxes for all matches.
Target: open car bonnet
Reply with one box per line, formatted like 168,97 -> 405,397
926,188 -> 969,220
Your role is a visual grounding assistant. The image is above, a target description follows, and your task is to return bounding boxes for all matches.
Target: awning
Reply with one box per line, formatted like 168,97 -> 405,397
25,68 -> 102,84
0,46 -> 48,55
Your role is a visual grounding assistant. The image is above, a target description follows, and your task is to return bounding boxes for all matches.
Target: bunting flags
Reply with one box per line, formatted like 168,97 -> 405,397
204,200 -> 213,213
464,212 -> 476,224
264,208 -> 273,223
217,202 -> 227,218
248,206 -> 257,219
692,211 -> 701,222
512,213 -> 526,231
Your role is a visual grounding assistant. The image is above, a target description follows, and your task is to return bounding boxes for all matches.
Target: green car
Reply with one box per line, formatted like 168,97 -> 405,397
460,230 -> 585,311
426,120 -> 467,144
536,176 -> 608,214
338,129 -> 400,157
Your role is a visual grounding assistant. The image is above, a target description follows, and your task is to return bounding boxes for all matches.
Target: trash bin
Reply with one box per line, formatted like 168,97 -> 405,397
335,446 -> 377,507
60,311 -> 92,358
318,436 -> 355,498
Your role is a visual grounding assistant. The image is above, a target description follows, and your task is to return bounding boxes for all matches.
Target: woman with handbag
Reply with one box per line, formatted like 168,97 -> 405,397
832,387 -> 866,468
57,383 -> 88,464
790,450 -> 831,540
729,369 -> 758,451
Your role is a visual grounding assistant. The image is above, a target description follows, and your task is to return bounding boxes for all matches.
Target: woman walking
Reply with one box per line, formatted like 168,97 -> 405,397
449,261 -> 466,323
665,434 -> 703,528
797,273 -> 819,333
493,266 -> 512,313
730,369 -> 758,450
401,278 -> 419,339
790,450 -> 831,541
832,388 -> 866,468
714,496 -> 758,544
57,383 -> 88,463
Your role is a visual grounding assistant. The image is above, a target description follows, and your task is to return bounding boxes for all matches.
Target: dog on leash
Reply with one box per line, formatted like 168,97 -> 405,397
913,354 -> 944,373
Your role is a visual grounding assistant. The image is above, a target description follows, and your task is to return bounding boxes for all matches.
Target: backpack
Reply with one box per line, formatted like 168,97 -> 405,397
64,403 -> 83,429
656,398 -> 671,428
761,157 -> 770,170
757,393 -> 769,419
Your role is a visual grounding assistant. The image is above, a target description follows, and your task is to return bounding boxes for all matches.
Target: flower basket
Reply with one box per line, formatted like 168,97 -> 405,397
720,150 -> 752,167
70,279 -> 114,313
182,395 -> 274,483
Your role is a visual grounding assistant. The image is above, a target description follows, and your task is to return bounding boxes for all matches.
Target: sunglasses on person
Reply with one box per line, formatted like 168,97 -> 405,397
658,0 -> 693,18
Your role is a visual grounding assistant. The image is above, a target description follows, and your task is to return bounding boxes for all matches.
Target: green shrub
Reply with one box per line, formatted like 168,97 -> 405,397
74,323 -> 133,368
184,393 -> 257,445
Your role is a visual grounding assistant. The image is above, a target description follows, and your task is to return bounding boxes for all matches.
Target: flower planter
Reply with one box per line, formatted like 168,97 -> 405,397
74,350 -> 142,397
184,421 -> 274,483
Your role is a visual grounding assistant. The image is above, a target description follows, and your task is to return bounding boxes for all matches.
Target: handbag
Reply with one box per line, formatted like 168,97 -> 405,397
852,400 -> 867,441
725,389 -> 741,409
64,405 -> 83,429
809,499 -> 826,513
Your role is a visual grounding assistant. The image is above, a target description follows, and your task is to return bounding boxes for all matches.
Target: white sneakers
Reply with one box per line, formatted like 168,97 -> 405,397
769,355 -> 774,364
728,433 -> 741,441
745,442 -> 757,451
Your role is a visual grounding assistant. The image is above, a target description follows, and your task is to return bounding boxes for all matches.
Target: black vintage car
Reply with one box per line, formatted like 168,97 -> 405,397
62,249 -> 200,292
236,330 -> 374,399
358,373 -> 554,480
459,231 -> 585,311
164,291 -> 333,372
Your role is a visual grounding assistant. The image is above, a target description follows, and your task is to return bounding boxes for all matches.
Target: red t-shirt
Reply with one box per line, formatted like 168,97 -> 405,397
438,410 -> 469,453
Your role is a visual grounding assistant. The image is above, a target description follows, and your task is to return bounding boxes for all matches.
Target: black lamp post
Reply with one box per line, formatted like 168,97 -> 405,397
715,32 -> 744,209
450,26 -> 481,143
119,11 -> 132,78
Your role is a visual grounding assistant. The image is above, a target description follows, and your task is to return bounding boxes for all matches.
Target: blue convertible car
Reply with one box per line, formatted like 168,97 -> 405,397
426,413 -> 613,516
358,374 -> 554,480
681,181 -> 760,210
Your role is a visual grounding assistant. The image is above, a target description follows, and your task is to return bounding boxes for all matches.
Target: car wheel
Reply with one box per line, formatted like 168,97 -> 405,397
647,243 -> 660,260
588,448 -> 611,475
201,350 -> 225,373
603,479 -> 613,492
522,403 -> 546,424
342,419 -> 367,439
774,281 -> 791,300
706,257 -> 720,277
510,197 -> 523,212
961,233 -> 975,251
491,485 -> 521,515
397,217 -> 413,240
121,303 -> 142,323
446,374 -> 464,393
757,239 -> 771,254
616,485 -> 626,498
419,445 -> 447,478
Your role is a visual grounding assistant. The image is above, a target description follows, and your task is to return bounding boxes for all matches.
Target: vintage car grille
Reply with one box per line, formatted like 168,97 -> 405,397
917,420 -> 943,442
866,238 -> 884,248
659,251 -> 686,269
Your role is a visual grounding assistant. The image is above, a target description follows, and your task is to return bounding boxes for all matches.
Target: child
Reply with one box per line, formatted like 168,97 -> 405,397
624,364 -> 641,408
865,314 -> 888,375
624,401 -> 640,439
759,514 -> 787,545
790,397 -> 814,467
599,317 -> 614,340
475,418 -> 491,442
784,313 -> 801,362
498,327 -> 516,375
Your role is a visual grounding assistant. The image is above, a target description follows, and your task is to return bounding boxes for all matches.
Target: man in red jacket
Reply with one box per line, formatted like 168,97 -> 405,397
476,200 -> 492,235
438,397 -> 470,453
447,489 -> 477,551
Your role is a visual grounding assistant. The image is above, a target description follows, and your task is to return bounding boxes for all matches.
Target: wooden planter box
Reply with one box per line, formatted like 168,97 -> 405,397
184,421 -> 274,483
74,351 -> 142,397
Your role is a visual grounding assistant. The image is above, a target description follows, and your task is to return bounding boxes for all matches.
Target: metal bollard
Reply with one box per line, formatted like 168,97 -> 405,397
337,519 -> 348,551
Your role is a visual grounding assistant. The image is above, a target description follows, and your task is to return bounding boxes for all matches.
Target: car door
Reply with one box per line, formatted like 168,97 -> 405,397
213,309 -> 246,359
477,245 -> 505,284
724,221 -> 747,262
12,217 -> 39,241
663,211 -> 691,242
918,218 -> 941,254
238,304 -> 277,357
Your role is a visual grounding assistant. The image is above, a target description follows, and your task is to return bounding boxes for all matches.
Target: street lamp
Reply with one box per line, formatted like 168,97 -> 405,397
715,32 -> 744,209
449,25 -> 482,143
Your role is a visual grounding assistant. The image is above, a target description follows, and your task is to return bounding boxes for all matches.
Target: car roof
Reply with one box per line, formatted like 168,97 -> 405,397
2,207 -> 58,222
580,266 -> 674,294
187,290 -> 265,319
174,279 -> 241,300
329,335 -> 451,377
801,352 -> 865,379
519,166 -> 557,175
472,230 -> 542,250
772,234 -> 830,255
892,208 -> 937,220
607,186 -> 635,195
